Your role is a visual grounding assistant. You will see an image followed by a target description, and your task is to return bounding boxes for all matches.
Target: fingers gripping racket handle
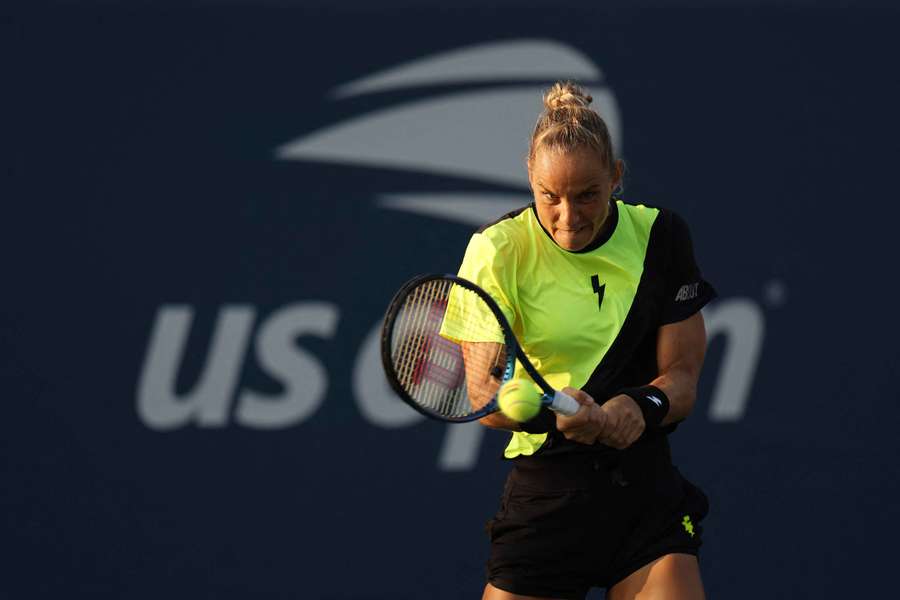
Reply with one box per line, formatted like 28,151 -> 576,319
549,390 -> 580,416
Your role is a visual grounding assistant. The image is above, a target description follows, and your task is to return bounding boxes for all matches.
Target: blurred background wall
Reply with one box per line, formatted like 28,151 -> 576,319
4,0 -> 899,597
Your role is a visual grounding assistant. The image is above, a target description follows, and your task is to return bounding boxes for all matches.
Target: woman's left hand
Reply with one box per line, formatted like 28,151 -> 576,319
593,394 -> 646,449
555,388 -> 647,448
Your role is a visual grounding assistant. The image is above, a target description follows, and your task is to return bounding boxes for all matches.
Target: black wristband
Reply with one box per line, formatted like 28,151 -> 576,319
519,406 -> 557,434
618,385 -> 670,429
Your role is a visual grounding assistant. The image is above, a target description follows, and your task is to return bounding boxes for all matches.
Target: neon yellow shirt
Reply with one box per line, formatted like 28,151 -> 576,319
455,200 -> 715,458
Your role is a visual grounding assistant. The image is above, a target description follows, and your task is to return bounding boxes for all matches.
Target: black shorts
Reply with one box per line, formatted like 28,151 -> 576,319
485,437 -> 708,599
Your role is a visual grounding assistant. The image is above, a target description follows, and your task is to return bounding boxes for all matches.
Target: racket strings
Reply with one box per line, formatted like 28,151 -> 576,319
390,280 -> 506,419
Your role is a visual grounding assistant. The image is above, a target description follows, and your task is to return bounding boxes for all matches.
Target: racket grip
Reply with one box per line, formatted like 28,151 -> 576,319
550,390 -> 580,416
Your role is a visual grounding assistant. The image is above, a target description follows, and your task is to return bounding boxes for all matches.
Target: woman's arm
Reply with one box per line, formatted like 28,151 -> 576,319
467,311 -> 709,438
650,311 -> 708,425
556,311 -> 708,448
459,341 -> 523,431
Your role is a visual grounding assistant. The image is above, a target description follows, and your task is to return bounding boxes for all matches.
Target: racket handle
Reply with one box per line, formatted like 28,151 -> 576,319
550,390 -> 580,416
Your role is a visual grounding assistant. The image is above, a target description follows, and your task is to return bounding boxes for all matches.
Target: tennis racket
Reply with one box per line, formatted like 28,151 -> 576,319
380,274 -> 580,422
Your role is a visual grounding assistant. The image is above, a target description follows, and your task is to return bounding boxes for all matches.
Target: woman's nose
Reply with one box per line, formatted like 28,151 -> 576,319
557,200 -> 576,225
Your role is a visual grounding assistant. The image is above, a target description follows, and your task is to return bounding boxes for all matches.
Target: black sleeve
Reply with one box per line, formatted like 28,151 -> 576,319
659,211 -> 717,325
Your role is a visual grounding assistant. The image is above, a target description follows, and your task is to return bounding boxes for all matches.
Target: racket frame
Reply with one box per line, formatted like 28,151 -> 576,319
381,274 -> 575,422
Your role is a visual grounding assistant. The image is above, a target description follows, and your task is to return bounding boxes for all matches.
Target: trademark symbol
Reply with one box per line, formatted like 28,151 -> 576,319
763,279 -> 786,308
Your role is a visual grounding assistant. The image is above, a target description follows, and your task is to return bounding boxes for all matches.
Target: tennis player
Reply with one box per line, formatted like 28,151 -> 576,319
457,82 -> 716,600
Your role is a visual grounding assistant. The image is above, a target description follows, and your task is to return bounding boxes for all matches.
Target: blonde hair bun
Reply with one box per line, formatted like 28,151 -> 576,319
543,81 -> 593,110
529,80 -> 614,169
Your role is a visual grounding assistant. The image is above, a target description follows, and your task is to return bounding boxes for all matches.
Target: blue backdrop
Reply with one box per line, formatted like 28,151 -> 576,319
4,1 -> 899,598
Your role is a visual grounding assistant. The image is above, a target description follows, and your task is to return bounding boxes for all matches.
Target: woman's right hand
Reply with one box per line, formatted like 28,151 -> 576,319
555,387 -> 607,445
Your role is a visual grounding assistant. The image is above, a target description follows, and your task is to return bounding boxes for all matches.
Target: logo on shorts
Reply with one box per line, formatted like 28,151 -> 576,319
682,515 -> 695,537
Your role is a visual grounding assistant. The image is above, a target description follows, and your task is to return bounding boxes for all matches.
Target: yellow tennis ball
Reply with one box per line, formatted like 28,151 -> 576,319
498,378 -> 541,422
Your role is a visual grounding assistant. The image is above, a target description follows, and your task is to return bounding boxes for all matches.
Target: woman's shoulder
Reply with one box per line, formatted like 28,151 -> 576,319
617,198 -> 669,219
616,199 -> 693,236
471,203 -> 534,249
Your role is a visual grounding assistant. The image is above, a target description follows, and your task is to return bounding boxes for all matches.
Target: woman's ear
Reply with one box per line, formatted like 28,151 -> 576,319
613,159 -> 625,188
610,159 -> 625,197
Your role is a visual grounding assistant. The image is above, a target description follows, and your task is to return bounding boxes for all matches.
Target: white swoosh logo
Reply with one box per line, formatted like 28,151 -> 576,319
274,39 -> 622,222
378,193 -> 528,226
277,87 -> 621,188
331,38 -> 603,98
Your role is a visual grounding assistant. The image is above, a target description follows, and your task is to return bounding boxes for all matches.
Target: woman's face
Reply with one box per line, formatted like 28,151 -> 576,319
528,146 -> 623,251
